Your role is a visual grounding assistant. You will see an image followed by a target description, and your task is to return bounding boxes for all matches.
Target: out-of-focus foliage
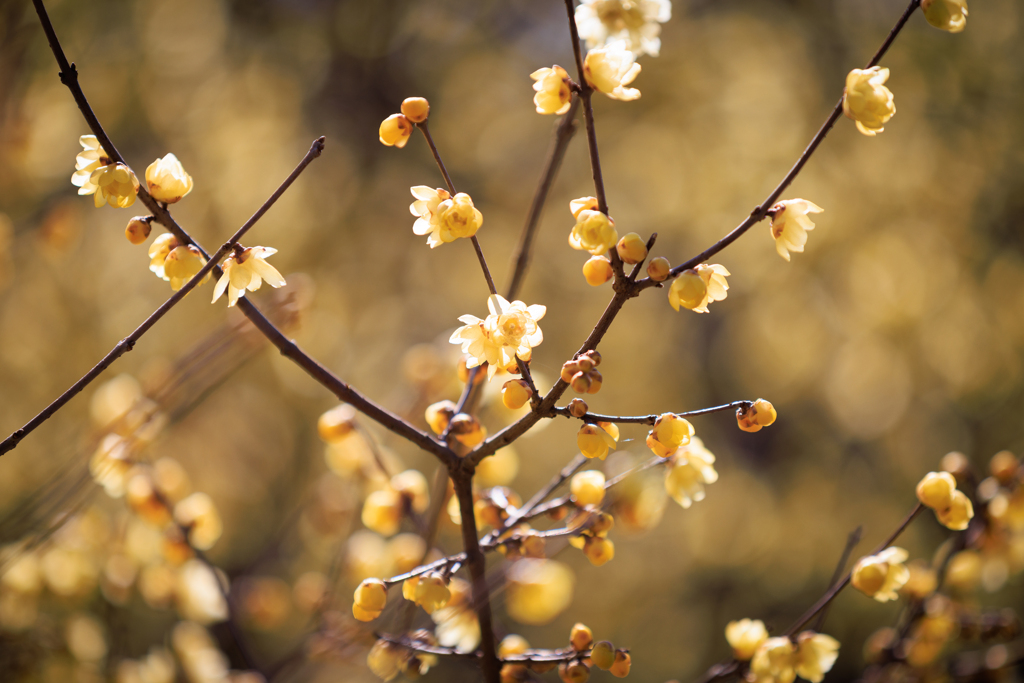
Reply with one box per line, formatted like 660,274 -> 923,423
0,0 -> 1022,681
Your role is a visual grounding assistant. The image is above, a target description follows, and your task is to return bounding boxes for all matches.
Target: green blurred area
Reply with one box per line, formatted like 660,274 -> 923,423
0,0 -> 1022,681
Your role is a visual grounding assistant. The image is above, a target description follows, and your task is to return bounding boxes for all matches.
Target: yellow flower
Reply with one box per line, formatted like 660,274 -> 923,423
148,233 -> 179,280
616,232 -> 648,264
570,196 -> 600,218
769,199 -> 823,261
432,579 -> 481,653
400,97 -> 430,123
409,186 -> 482,247
916,471 -> 957,510
936,490 -> 974,530
921,0 -> 967,33
352,578 -> 388,622
794,631 -> 840,683
737,399 -> 778,433
583,255 -> 614,286
669,264 -> 729,313
577,423 -> 618,460
173,493 -> 223,551
145,154 -> 194,204
843,67 -> 896,136
664,436 -> 718,508
726,618 -> 769,660
646,413 -> 694,457
851,547 -> 910,602
379,113 -> 413,148
574,0 -> 672,58
750,637 -> 796,683
72,137 -> 140,209
531,66 -> 572,115
449,295 -> 545,376
163,245 -> 209,291
570,209 -> 618,255
583,41 -> 642,101
125,216 -> 152,245
211,246 -> 286,307
72,135 -> 108,181
571,470 -> 607,507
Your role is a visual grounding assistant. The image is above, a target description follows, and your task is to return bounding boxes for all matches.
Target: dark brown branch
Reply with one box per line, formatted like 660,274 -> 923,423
0,136 -> 325,457
812,526 -> 863,632
638,0 -> 922,289
550,400 -> 754,425
378,633 -> 582,664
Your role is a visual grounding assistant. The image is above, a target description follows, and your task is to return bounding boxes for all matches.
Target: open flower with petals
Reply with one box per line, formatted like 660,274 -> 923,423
72,144 -> 140,209
531,66 -> 572,115
936,490 -> 974,530
915,471 -> 957,510
646,413 -> 694,457
664,437 -> 718,508
450,295 -> 545,377
163,245 -> 209,291
211,246 -> 286,307
410,186 -> 451,247
669,264 -> 729,312
380,114 -> 413,148
71,135 -> 110,185
751,637 -> 796,683
843,67 -> 896,136
146,154 -> 194,203
575,0 -> 671,58
726,619 -> 769,660
921,0 -> 967,33
570,209 -> 618,255
578,423 -> 618,460
852,547 -> 910,602
409,186 -> 482,247
149,233 -> 179,281
769,199 -> 823,261
794,632 -> 840,683
583,41 -> 641,101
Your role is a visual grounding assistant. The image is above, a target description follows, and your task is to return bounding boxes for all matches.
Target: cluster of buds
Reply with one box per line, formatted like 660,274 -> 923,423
916,471 -> 975,530
567,508 -> 615,567
561,350 -> 603,394
497,527 -> 546,561
379,97 -> 430,148
402,572 -> 451,614
736,399 -> 778,433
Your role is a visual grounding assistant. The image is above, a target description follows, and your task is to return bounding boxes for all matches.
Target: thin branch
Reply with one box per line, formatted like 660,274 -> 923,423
0,137 -> 325,458
550,400 -> 754,425
638,0 -> 923,288
812,526 -> 863,632
377,632 -> 583,664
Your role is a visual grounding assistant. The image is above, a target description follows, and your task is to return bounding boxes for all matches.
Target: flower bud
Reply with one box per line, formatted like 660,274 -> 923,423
583,536 -> 615,566
921,0 -> 968,33
145,154 -> 193,204
318,404 -> 358,443
916,472 -> 957,510
425,400 -> 457,435
583,256 -> 613,286
125,216 -> 152,245
392,470 -> 430,513
560,661 -> 590,683
413,572 -> 450,613
647,413 -> 694,456
591,641 -> 616,670
647,256 -> 670,281
725,619 -> 768,660
568,398 -> 589,418
571,372 -> 592,394
401,97 -> 430,123
586,370 -> 602,394
936,490 -> 974,530
570,623 -> 593,652
502,380 -> 533,410
843,67 -> 896,137
583,350 -> 601,366
499,634 -> 530,658
367,639 -> 402,679
353,578 -> 387,621
571,470 -> 606,507
668,269 -> 707,311
561,361 -> 581,383
379,113 -> 413,148
450,413 -> 487,448
616,233 -> 647,264
990,450 -> 1019,485
577,424 -> 616,460
362,489 -> 403,536
736,399 -> 777,433
609,650 -> 631,678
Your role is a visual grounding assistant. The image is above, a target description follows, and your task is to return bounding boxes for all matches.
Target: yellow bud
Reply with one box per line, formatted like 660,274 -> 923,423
401,97 -> 430,123
571,372 -> 592,394
318,404 -> 357,443
570,623 -> 593,651
851,558 -> 888,597
145,154 -> 193,204
353,578 -> 387,621
736,399 -> 777,433
571,471 -> 606,507
582,256 -> 614,286
450,413 -> 487,448
577,424 -> 616,460
647,257 -> 670,281
362,488 -> 403,537
379,113 -> 413,148
583,536 -> 615,566
586,370 -> 603,395
945,550 -> 981,592
725,619 -> 768,660
392,470 -> 430,513
990,450 -> 1019,485
402,576 -> 419,602
591,641 -> 616,670
502,380 -> 533,410
505,559 -> 575,625
667,269 -> 707,312
413,573 -> 450,613
125,216 -> 152,244
561,360 -> 582,383
590,511 -> 615,535
609,650 -> 631,678
650,413 -> 694,455
367,639 -> 402,680
560,661 -> 590,683
616,233 -> 647,264
425,400 -> 457,435
916,471 -> 957,510
499,634 -> 530,659
921,0 -> 968,33
936,490 -> 974,530
568,398 -> 588,418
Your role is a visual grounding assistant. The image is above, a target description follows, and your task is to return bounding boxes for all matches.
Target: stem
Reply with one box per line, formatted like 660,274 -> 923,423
550,400 -> 753,425
451,468 -> 501,683
812,526 -> 863,632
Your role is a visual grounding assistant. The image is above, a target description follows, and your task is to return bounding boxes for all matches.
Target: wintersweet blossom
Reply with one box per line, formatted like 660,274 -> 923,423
145,154 -> 193,204
769,199 -> 823,261
570,209 -> 618,255
449,295 -> 545,377
646,413 -> 694,457
725,618 -> 769,660
379,113 -> 413,148
409,186 -> 482,247
737,399 -> 778,433
794,632 -> 841,683
750,637 -> 796,683
936,490 -> 974,530
583,41 -> 641,101
72,137 -> 140,208
162,245 -> 209,291
577,424 -> 617,460
843,67 -> 896,136
664,436 -> 718,508
575,0 -> 672,58
149,233 -> 179,281
921,0 -> 967,33
852,547 -> 910,602
211,246 -> 286,307
531,66 -> 572,115
915,471 -> 957,510
669,264 -> 729,312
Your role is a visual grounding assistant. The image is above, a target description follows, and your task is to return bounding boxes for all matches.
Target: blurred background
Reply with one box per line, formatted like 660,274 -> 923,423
0,0 -> 1022,681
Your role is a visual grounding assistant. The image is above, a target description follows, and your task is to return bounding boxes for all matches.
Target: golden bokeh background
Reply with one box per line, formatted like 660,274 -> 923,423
0,0 -> 1022,681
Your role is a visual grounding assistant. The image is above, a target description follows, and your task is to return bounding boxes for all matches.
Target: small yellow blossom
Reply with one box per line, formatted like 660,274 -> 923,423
410,573 -> 450,614
125,216 -> 152,245
795,631 -> 840,683
353,578 -> 388,622
616,232 -> 648,264
366,639 -> 401,680
843,67 -> 896,136
751,637 -> 796,683
400,97 -> 430,123
571,470 -> 607,507
531,66 -> 572,115
362,488 -> 403,537
646,413 -> 694,457
432,579 -> 481,653
502,379 -> 533,410
145,154 -> 193,204
71,135 -> 139,208
737,399 -> 778,433
570,196 -> 599,218
664,437 -> 718,508
211,246 -> 285,307
647,256 -> 670,281
570,209 -> 618,255
163,246 -> 209,291
916,471 -> 958,510
725,618 -> 768,660
583,255 -> 614,286
449,294 -> 545,377
379,113 -> 413,148
591,641 -> 616,670
583,41 -> 641,101
409,186 -> 482,248
574,0 -> 672,58
852,547 -> 910,602
583,536 -> 615,566
769,199 -> 823,261
610,650 -> 631,678
921,0 -> 967,33
669,264 -> 729,313
936,490 -> 974,530
578,423 -> 617,460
